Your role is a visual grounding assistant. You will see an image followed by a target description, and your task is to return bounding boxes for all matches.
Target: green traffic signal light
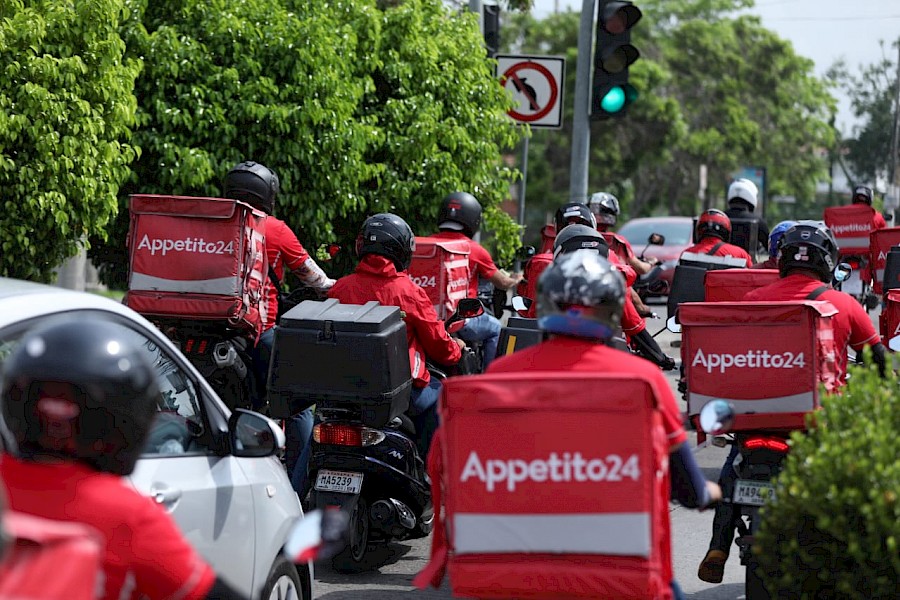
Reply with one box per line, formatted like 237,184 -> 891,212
600,86 -> 626,113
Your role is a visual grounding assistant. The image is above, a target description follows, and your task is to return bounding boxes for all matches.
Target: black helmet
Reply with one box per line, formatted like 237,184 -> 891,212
438,192 -> 482,238
0,317 -> 161,476
852,185 -> 874,205
587,192 -> 620,227
536,250 -> 625,340
552,224 -> 609,259
554,202 -> 597,234
224,161 -> 280,214
778,221 -> 839,283
356,213 -> 416,272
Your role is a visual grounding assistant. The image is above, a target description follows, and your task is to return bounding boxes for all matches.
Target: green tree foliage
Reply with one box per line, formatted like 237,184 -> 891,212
0,0 -> 139,281
829,39 -> 900,186
755,359 -> 900,598
90,0 -> 521,287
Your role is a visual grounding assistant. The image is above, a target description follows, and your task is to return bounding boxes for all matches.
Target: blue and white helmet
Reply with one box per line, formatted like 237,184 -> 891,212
536,250 -> 625,340
768,220 -> 797,259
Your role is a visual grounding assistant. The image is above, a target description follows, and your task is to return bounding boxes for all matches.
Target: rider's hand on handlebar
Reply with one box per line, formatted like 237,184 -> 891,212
455,338 -> 467,350
704,481 -> 723,508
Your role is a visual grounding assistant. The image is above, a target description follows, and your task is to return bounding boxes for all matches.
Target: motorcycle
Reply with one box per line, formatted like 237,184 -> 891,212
307,298 -> 482,572
699,400 -> 791,600
632,232 -> 672,302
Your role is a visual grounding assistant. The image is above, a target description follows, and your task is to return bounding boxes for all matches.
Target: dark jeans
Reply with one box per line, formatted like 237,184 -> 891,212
708,444 -> 740,553
409,378 -> 442,458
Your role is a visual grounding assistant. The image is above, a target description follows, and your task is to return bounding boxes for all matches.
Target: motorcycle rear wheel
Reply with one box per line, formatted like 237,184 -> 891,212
331,497 -> 371,574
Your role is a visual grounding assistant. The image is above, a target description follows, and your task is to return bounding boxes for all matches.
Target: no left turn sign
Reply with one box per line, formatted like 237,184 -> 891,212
496,54 -> 566,129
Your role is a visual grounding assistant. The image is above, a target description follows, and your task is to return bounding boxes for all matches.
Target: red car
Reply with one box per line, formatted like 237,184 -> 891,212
616,216 -> 695,298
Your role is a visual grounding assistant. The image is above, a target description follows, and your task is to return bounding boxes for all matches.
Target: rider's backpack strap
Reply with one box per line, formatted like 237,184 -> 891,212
707,241 -> 725,256
806,285 -> 830,301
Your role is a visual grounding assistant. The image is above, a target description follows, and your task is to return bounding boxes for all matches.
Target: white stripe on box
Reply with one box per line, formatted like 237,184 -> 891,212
688,392 -> 814,415
130,273 -> 240,295
453,512 -> 651,558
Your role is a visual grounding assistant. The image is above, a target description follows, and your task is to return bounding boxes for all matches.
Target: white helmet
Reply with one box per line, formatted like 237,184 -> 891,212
727,178 -> 758,211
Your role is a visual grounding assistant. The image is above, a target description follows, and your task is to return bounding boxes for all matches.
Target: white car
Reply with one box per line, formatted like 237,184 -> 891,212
0,277 -> 311,600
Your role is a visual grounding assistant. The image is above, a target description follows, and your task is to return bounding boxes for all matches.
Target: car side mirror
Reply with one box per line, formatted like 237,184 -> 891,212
889,336 -> 900,352
511,295 -> 532,314
283,508 -> 351,563
517,245 -> 536,260
229,409 -> 284,458
648,233 -> 665,246
666,315 -> 681,334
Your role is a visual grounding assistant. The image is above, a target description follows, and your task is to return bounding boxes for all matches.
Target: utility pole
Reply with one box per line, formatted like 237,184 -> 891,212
890,43 -> 900,187
568,0 -> 595,204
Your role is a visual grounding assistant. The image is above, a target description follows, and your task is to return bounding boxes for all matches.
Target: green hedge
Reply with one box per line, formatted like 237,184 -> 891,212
755,357 -> 900,599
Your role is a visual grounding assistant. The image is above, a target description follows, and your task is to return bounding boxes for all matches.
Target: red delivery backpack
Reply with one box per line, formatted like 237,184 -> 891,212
408,236 -> 471,320
415,373 -> 673,600
703,269 -> 779,302
869,227 -> 900,294
0,511 -> 103,600
879,289 -> 900,348
680,301 -> 839,433
515,252 -> 553,318
539,224 -> 556,254
823,204 -> 877,255
124,195 -> 268,340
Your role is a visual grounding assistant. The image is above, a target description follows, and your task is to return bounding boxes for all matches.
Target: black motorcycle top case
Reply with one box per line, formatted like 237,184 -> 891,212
267,299 -> 412,426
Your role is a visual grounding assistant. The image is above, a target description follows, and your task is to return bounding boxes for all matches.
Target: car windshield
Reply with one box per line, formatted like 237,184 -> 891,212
617,220 -> 693,246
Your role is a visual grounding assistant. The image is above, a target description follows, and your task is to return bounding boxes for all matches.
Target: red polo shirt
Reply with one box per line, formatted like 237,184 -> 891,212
744,273 -> 880,379
0,457 -> 215,600
262,217 -> 313,331
682,237 -> 753,267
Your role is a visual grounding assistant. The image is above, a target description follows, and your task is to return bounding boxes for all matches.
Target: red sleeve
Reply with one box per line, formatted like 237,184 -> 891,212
269,218 -> 311,272
846,299 -> 880,349
621,292 -> 645,336
469,242 -> 499,280
875,213 -> 887,230
128,500 -> 216,600
651,371 -> 687,449
405,283 -> 462,365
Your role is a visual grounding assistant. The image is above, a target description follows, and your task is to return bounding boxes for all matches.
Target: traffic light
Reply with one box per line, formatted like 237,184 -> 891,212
483,1 -> 501,58
592,0 -> 642,120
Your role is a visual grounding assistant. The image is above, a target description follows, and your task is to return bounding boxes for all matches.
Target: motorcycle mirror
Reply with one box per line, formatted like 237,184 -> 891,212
283,508 -> 350,563
648,233 -> 665,246
889,336 -> 900,352
511,296 -> 529,313
666,315 -> 681,334
647,279 -> 670,295
457,298 -> 484,319
699,400 -> 736,436
517,245 -> 536,260
834,262 -> 852,283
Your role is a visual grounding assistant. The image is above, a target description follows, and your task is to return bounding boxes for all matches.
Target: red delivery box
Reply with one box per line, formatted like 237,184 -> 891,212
124,195 -> 268,339
869,227 -> 900,294
681,301 -> 839,432
539,223 -> 556,254
879,290 -> 900,348
824,204 -> 878,255
420,373 -> 673,599
704,268 -> 779,302
408,237 -> 470,320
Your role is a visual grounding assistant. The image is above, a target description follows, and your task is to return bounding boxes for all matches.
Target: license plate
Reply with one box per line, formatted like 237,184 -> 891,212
314,469 -> 363,494
843,271 -> 863,296
733,480 -> 775,506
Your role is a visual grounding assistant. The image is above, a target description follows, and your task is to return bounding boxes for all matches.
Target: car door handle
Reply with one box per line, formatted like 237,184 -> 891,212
151,486 -> 183,505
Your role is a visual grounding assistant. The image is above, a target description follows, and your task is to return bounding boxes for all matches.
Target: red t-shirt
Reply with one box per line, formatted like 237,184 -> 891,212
328,254 -> 461,386
486,336 -> 686,587
431,231 -> 498,298
743,273 -> 880,378
262,217 -> 312,331
682,237 -> 753,267
0,457 -> 215,600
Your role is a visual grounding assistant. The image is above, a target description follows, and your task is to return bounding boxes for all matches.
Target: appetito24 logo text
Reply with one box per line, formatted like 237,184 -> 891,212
691,349 -> 806,373
137,235 -> 235,256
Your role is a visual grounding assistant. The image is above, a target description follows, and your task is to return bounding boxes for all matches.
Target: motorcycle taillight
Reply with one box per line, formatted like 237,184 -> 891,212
314,423 -> 385,447
741,436 -> 789,453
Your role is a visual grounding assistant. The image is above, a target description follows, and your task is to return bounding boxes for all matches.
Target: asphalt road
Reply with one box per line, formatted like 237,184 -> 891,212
313,294 -> 885,599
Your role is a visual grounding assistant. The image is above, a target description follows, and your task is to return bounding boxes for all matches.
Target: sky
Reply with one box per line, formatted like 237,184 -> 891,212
531,0 -> 900,135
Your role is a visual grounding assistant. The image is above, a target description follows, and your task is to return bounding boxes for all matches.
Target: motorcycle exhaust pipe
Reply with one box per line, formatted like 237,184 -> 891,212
212,342 -> 248,379
370,498 -> 416,536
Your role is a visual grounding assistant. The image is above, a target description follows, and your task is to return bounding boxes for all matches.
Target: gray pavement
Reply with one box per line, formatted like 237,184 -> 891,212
310,305 -> 772,599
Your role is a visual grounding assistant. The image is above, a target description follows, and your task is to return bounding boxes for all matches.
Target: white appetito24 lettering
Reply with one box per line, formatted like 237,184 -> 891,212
691,349 -> 806,374
137,234 -> 235,257
460,450 -> 640,492
830,223 -> 872,234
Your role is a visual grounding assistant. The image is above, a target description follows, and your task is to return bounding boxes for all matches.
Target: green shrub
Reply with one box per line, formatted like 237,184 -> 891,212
755,356 -> 900,599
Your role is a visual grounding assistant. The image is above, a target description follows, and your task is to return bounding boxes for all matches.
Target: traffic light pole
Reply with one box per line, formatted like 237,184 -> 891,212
568,0 -> 595,204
